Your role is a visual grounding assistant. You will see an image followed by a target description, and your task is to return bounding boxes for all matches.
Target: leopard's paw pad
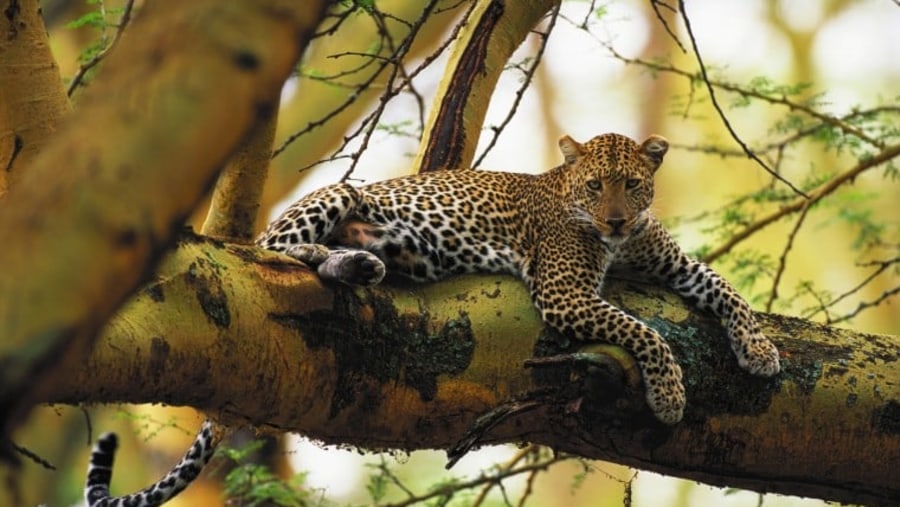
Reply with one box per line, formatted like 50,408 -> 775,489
318,250 -> 386,286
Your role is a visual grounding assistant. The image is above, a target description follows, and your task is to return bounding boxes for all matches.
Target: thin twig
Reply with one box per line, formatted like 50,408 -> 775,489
299,52 -> 385,85
599,44 -> 889,151
798,281 -> 834,323
337,0 -> 442,182
515,464 -> 541,507
67,0 -> 136,96
9,441 -> 57,470
672,106 -> 900,163
648,0 -> 686,52
802,256 -> 899,322
766,200 -> 813,312
678,0 -> 808,198
311,5 -> 358,37
375,456 -> 417,498
271,4 -> 398,159
576,0 -> 599,29
624,471 -> 635,507
282,0 -> 477,175
828,287 -> 900,325
272,0 -> 475,169
381,455 -> 567,507
823,257 -> 898,313
703,142 -> 900,263
471,445 -> 540,506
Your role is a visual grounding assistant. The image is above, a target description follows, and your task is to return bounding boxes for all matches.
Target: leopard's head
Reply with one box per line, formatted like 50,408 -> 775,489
560,132 -> 668,243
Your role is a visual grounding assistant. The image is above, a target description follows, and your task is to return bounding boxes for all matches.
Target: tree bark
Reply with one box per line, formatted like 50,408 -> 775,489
202,106 -> 279,242
0,0 -> 328,437
414,0 -> 557,172
0,0 -> 72,195
44,235 -> 900,506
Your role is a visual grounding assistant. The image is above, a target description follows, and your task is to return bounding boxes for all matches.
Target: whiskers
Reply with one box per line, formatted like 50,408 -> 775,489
567,204 -> 596,228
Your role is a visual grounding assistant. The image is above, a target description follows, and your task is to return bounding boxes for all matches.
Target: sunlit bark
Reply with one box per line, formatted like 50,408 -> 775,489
202,107 -> 279,242
0,0 -> 328,437
414,0 -> 557,172
0,0 -> 71,195
2,3 -> 896,507
42,236 -> 900,507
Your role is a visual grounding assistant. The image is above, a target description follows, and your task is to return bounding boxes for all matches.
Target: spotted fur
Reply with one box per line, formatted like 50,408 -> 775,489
258,132 -> 781,423
83,132 -> 780,506
84,420 -> 216,507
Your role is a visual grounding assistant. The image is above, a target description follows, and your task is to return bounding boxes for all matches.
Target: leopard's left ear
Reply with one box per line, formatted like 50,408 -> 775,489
558,135 -> 585,165
640,135 -> 669,171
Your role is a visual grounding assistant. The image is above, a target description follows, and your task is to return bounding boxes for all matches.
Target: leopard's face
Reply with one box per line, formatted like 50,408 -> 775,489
559,133 -> 669,243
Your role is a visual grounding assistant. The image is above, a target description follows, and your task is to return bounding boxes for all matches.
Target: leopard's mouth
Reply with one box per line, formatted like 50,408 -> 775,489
598,221 -> 634,238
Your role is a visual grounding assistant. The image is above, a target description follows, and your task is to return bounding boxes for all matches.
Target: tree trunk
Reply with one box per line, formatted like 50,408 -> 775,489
0,0 -> 328,437
42,235 -> 900,506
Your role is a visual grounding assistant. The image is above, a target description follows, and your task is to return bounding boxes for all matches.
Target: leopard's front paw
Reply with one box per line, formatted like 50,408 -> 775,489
644,362 -> 686,425
734,331 -> 781,377
317,250 -> 386,286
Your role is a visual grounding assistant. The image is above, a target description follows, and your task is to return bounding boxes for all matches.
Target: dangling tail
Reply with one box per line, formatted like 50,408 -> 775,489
85,420 -> 217,507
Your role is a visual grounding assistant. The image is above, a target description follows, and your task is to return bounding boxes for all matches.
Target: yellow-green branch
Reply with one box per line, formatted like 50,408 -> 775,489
0,0 -> 328,436
43,236 -> 900,506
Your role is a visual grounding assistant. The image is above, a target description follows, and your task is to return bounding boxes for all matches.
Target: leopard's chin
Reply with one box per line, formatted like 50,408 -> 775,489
597,230 -> 630,248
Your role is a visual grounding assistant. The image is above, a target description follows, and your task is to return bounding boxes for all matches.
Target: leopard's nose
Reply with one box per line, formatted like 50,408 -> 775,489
606,218 -> 626,233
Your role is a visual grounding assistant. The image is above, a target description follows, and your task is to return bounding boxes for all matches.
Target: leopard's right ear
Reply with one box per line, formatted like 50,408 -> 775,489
640,135 -> 669,171
558,135 -> 584,165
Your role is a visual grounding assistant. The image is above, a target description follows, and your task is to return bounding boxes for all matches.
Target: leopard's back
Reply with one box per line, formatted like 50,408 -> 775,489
262,170 -> 537,281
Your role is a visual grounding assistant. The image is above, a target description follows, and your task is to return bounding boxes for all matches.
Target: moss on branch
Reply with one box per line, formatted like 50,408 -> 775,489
42,235 -> 900,506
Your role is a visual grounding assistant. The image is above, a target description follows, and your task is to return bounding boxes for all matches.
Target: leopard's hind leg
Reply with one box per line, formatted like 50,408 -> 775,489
257,184 -> 386,286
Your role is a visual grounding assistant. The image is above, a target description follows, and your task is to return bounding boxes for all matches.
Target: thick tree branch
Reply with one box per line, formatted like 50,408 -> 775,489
47,236 -> 900,506
0,0 -> 328,437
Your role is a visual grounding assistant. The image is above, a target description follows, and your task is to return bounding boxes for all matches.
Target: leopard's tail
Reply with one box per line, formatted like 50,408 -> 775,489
84,419 -> 217,507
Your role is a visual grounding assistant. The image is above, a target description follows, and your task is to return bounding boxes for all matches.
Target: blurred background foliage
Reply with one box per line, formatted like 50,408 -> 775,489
21,0 -> 898,505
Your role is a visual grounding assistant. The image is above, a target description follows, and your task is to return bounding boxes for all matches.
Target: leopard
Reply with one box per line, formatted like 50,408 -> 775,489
84,421 -> 216,507
83,132 -> 780,507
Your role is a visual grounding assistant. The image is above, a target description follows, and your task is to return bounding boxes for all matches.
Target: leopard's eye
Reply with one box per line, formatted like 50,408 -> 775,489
625,178 -> 641,189
587,179 -> 602,191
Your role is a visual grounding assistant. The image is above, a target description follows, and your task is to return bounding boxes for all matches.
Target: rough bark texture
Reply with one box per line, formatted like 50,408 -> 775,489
0,0 -> 329,437
413,0 -> 557,172
47,235 -> 900,506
